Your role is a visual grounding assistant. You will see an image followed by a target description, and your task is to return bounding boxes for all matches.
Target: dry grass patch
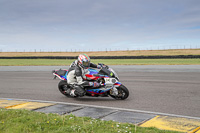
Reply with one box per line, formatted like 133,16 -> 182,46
0,49 -> 200,57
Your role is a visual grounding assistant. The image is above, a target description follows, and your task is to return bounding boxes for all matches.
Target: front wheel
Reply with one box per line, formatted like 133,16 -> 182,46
109,85 -> 129,100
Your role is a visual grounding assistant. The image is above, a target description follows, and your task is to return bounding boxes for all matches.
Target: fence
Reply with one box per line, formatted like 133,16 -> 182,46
0,55 -> 200,59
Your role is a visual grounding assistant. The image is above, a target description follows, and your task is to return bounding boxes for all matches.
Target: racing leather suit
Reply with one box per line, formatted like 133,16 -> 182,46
67,60 -> 101,96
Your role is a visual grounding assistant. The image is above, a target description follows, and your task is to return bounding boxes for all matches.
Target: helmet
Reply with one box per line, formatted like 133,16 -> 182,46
78,54 -> 90,68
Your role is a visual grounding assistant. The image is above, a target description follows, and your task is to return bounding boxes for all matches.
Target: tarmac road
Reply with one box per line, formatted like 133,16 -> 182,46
0,65 -> 200,118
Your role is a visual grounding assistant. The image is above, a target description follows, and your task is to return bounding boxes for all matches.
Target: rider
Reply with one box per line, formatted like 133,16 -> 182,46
66,54 -> 102,97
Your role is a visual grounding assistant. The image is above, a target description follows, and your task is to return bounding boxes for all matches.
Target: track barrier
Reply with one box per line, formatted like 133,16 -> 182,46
0,55 -> 200,59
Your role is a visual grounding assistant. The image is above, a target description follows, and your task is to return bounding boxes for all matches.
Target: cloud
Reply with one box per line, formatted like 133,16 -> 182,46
0,0 -> 200,51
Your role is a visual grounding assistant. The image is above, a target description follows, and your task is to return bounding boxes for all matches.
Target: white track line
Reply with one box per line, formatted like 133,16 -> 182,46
1,97 -> 200,120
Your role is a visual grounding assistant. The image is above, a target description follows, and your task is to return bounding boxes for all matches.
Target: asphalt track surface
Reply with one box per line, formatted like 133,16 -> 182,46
0,65 -> 200,118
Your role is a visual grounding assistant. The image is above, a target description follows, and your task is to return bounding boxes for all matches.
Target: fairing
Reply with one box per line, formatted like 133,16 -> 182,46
53,68 -> 122,95
53,70 -> 68,80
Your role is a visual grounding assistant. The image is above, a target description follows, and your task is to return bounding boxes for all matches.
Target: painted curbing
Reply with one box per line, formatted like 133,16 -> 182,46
0,98 -> 200,133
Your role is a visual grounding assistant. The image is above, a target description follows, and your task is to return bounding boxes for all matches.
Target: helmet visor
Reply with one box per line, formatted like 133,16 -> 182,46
82,59 -> 90,67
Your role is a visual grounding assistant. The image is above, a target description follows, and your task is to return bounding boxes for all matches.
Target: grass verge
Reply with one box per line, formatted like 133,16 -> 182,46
0,109 -> 180,133
0,59 -> 200,66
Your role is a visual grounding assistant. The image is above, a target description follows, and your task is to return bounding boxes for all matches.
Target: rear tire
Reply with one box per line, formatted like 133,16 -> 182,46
58,80 -> 75,98
110,85 -> 129,100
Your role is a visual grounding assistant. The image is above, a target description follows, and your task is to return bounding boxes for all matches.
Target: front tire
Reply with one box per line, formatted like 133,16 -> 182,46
110,85 -> 129,100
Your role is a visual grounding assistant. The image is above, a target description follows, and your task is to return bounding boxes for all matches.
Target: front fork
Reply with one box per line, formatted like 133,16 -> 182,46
110,82 -> 122,96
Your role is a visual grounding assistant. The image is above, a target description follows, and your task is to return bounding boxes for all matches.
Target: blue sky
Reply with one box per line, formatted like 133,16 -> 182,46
0,0 -> 200,52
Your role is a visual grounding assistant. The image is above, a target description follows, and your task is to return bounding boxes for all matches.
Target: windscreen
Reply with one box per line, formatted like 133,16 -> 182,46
98,67 -> 115,77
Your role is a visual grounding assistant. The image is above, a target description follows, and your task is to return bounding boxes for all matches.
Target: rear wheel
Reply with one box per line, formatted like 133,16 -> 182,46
58,80 -> 75,98
110,85 -> 129,100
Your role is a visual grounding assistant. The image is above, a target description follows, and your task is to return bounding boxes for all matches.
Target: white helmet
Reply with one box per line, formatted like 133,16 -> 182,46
78,54 -> 90,68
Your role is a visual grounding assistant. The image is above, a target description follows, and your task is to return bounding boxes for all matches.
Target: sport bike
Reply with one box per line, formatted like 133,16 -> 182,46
52,64 -> 129,100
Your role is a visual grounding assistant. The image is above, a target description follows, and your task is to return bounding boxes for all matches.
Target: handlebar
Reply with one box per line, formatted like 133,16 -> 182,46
98,63 -> 109,69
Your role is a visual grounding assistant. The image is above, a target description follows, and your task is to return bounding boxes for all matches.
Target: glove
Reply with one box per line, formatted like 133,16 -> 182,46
97,65 -> 102,69
98,63 -> 104,67
98,63 -> 109,69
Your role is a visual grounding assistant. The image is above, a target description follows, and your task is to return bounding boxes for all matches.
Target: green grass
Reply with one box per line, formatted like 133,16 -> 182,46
0,109 -> 180,133
0,59 -> 199,66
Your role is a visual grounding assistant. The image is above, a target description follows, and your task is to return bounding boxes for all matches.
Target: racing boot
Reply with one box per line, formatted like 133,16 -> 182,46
70,89 -> 76,97
73,85 -> 85,97
65,88 -> 76,97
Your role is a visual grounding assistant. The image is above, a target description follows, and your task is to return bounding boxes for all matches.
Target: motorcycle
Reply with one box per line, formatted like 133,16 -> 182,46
52,64 -> 129,100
